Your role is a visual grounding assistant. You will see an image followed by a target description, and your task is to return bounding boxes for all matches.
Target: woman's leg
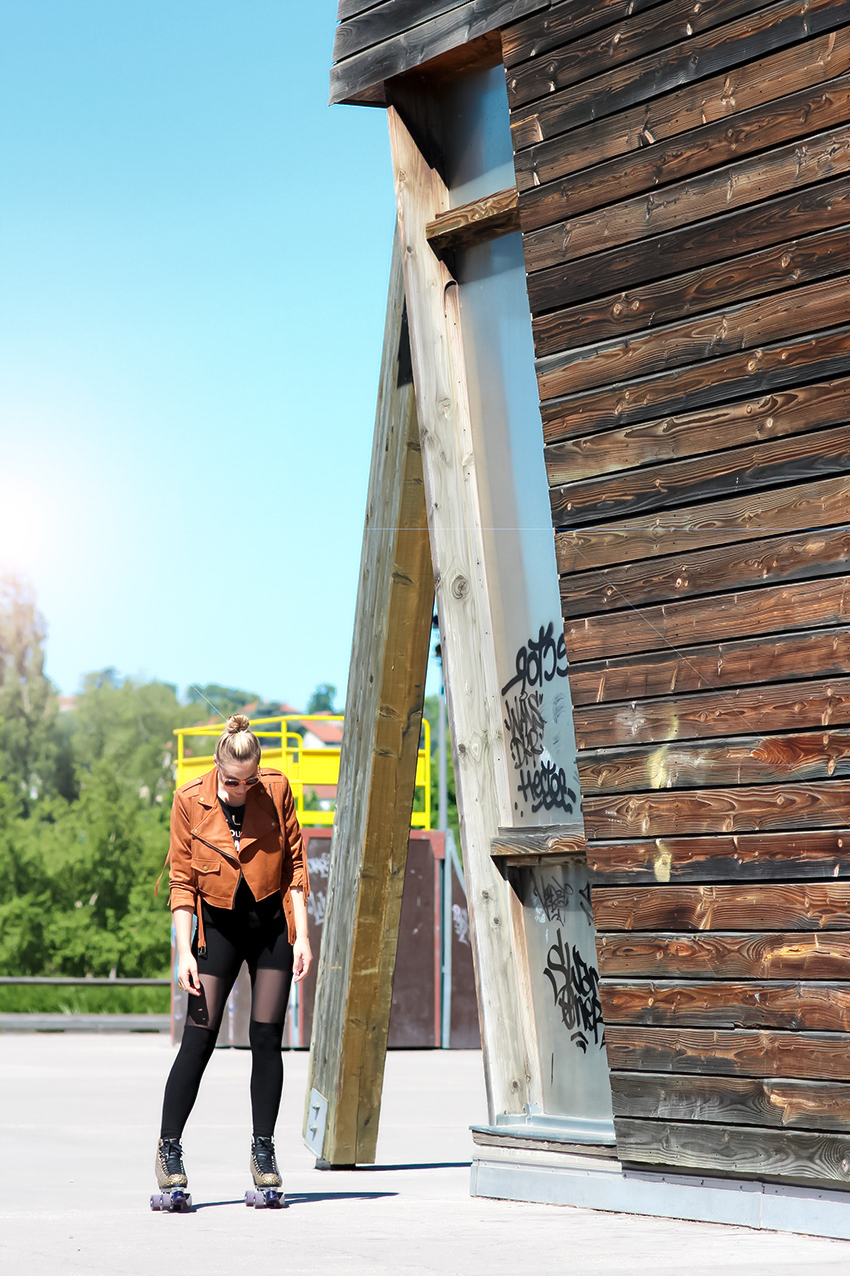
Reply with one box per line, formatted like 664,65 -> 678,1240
247,921 -> 295,1137
160,909 -> 242,1139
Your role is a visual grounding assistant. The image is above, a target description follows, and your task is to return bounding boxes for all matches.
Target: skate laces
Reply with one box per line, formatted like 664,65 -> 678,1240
252,1135 -> 277,1173
160,1138 -> 184,1174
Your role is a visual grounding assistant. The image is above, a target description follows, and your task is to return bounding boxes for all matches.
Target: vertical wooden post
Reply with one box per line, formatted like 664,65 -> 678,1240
387,106 -> 531,1121
304,231 -> 434,1166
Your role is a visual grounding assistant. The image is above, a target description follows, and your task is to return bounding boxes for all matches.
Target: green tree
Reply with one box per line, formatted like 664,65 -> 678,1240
307,683 -> 337,714
0,654 -> 184,979
0,767 -> 172,977
0,584 -> 244,986
0,575 -> 63,812
186,683 -> 259,720
72,670 -> 189,804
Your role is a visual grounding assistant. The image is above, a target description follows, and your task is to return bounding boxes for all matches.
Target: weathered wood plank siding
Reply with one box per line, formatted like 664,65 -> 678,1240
504,0 -> 850,1184
330,0 -> 550,104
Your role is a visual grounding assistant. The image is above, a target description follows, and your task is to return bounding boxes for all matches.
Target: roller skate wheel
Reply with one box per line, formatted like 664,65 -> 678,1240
151,1189 -> 192,1212
245,1188 -> 284,1209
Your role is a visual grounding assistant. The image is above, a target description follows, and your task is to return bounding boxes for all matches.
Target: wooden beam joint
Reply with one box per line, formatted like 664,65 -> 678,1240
426,186 -> 520,260
491,824 -> 587,862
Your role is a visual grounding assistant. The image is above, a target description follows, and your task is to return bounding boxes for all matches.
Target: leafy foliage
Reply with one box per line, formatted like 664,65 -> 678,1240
0,768 -> 173,977
307,683 -> 337,715
0,575 -> 63,812
0,785 -> 166,977
0,582 -> 191,978
72,668 -> 189,803
186,683 -> 259,720
0,983 -> 169,1013
0,584 -> 355,986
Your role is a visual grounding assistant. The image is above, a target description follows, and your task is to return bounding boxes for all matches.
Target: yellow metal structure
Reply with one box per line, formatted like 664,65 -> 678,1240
174,714 -> 432,829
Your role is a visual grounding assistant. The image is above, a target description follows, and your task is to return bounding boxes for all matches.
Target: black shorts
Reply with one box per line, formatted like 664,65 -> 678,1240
194,877 -> 293,975
187,877 -> 294,1028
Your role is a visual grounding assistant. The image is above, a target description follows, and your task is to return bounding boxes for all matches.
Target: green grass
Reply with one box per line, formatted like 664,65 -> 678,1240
0,985 -> 170,1014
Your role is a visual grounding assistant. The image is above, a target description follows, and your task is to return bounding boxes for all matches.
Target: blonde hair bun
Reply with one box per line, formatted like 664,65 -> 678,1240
215,715 -> 261,767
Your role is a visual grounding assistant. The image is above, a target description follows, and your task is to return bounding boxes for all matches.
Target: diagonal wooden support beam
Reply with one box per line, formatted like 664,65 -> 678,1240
304,230 -> 434,1167
387,107 -> 531,1121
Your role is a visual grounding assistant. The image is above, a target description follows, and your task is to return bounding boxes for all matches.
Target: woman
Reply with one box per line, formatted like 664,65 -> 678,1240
154,714 -> 311,1203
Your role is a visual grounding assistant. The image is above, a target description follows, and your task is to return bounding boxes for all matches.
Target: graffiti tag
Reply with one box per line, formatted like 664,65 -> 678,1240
504,689 -> 546,769
452,903 -> 470,947
517,760 -> 576,816
532,879 -> 572,925
543,928 -> 604,1053
306,890 -> 327,926
501,622 -> 569,698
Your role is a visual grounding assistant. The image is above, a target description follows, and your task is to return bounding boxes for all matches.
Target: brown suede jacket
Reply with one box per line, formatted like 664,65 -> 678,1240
168,766 -> 309,947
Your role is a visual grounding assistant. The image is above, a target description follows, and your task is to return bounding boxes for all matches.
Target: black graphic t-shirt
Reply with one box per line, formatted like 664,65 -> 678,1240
218,797 -> 245,845
208,800 -> 281,925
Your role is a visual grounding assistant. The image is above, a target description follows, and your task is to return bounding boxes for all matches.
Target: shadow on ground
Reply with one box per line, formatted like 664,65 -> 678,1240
191,1191 -> 399,1211
319,1162 -> 471,1173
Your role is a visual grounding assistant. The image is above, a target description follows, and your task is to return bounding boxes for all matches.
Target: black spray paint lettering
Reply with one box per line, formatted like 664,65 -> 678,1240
543,929 -> 604,1052
501,622 -> 569,697
578,883 -> 593,927
504,689 -> 546,769
532,878 -> 572,925
517,760 -> 576,816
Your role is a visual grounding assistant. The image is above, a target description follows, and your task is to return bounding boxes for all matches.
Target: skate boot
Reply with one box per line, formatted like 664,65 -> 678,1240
245,1134 -> 285,1208
150,1137 -> 192,1212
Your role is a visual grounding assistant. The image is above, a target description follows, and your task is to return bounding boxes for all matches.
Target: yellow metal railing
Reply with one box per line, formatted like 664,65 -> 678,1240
174,714 -> 431,829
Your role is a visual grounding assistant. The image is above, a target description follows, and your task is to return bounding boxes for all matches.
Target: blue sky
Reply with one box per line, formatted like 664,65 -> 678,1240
0,1 -> 419,708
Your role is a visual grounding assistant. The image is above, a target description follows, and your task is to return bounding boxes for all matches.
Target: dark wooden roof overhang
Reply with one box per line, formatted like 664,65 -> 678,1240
330,0 -> 550,106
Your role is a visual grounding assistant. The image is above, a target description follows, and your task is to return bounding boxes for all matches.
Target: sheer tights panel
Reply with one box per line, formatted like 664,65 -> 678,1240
160,889 -> 294,1140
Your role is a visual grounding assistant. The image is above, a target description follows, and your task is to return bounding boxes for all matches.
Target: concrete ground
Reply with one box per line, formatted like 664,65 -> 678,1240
1,1035 -> 848,1275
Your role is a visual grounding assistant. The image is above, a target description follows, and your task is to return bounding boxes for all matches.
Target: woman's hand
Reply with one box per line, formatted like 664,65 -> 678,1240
177,950 -> 202,995
293,934 -> 313,984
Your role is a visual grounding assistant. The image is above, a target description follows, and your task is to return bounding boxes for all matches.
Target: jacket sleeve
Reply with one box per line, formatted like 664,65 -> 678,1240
168,788 -> 196,911
283,779 -> 310,898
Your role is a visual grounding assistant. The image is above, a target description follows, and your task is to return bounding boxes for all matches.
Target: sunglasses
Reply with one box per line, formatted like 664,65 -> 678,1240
219,771 -> 261,788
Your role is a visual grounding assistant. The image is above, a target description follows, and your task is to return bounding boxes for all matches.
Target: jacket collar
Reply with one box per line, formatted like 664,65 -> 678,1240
193,766 -> 280,856
197,766 -> 218,808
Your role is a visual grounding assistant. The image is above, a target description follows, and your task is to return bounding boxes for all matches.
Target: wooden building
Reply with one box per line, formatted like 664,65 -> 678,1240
309,0 -> 850,1239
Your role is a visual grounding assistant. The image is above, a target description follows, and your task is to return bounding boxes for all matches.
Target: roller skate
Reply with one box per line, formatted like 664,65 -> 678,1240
150,1137 -> 193,1212
245,1135 -> 285,1208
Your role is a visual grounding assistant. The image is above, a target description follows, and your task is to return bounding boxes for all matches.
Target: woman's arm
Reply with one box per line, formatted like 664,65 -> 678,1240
174,905 -> 201,995
290,886 -> 312,983
281,776 -> 310,894
168,789 -> 197,913
168,790 -> 202,994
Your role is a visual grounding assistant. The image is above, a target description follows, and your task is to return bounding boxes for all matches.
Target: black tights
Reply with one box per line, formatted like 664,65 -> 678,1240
161,883 -> 294,1140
